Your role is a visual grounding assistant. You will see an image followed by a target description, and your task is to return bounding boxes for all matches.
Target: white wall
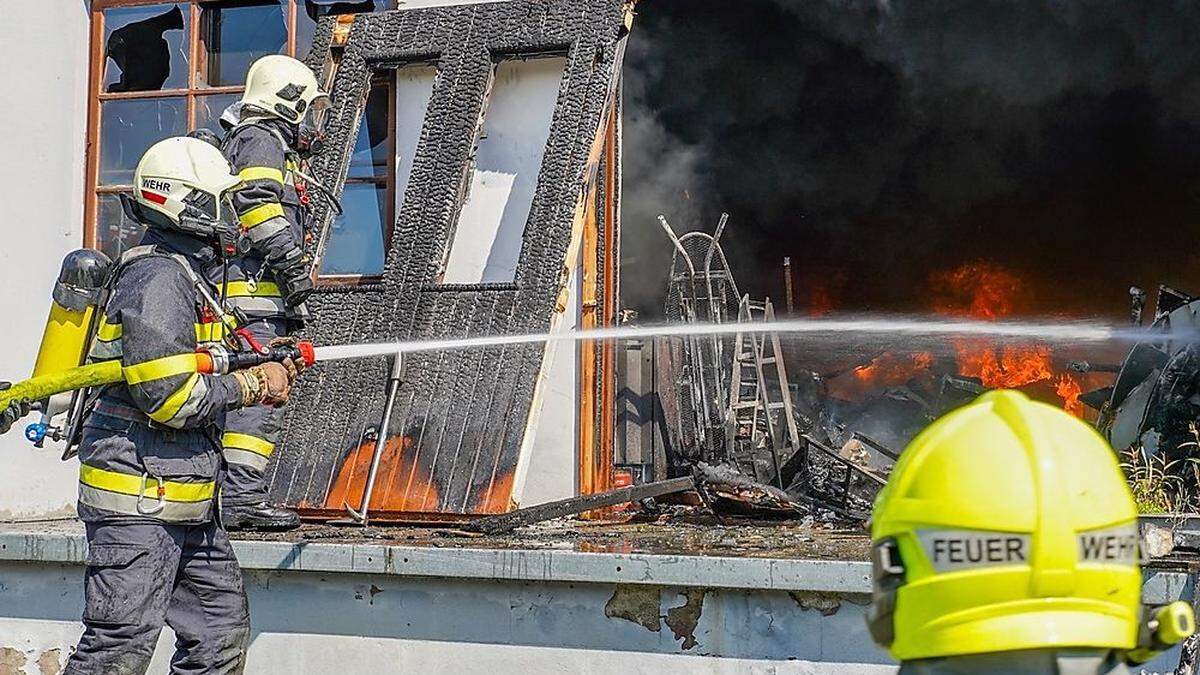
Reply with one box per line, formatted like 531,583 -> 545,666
0,1 -> 91,519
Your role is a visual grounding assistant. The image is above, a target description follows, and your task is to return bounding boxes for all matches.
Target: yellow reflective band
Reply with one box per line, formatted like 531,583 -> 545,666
96,318 -> 122,342
222,432 -> 275,458
195,322 -> 226,343
148,372 -> 202,424
239,166 -> 285,185
123,353 -> 201,385
224,281 -> 282,298
239,203 -> 285,228
80,463 -> 214,503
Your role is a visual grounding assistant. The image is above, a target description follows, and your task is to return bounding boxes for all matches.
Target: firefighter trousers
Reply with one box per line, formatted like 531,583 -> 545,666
220,317 -> 288,506
64,519 -> 249,675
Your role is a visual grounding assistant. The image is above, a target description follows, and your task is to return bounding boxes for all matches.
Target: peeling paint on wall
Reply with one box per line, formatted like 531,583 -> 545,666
604,585 -> 661,632
0,648 -> 26,675
36,649 -> 62,675
789,591 -> 845,617
665,588 -> 706,650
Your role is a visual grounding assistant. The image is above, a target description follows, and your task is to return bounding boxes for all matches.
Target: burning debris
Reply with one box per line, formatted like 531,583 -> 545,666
648,222 -> 1135,524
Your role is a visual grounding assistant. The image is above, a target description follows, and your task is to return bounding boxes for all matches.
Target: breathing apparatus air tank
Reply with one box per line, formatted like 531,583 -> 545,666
30,249 -> 113,419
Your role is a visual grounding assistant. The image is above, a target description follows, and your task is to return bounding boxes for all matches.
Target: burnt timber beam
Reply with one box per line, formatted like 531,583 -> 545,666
464,476 -> 696,535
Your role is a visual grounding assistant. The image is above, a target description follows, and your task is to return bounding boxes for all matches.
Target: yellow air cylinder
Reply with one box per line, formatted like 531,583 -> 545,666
31,249 -> 114,379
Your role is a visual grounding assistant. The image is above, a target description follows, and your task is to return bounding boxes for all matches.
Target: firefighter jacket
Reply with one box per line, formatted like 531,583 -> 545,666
77,231 -> 245,524
215,117 -> 313,319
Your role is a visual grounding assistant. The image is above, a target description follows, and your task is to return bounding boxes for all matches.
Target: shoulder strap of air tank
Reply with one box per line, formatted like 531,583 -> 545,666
162,252 -> 230,323
229,120 -> 290,155
115,245 -> 228,323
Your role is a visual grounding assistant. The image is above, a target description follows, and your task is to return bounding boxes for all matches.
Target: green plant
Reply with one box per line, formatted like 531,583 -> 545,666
1119,443 -> 1191,514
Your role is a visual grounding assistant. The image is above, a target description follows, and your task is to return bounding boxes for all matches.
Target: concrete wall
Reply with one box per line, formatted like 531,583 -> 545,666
0,1 -> 90,519
0,561 -> 892,675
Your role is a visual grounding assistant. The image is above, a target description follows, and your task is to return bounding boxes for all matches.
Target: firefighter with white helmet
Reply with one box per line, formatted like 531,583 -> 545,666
63,137 -> 302,675
212,54 -> 331,531
868,389 -> 1194,674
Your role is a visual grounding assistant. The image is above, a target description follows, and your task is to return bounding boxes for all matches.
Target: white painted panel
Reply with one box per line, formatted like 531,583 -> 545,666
0,1 -> 90,519
395,65 -> 439,210
517,257 -> 582,506
442,57 -> 566,284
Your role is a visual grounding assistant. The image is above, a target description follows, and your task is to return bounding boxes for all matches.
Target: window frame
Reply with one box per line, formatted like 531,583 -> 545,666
85,0 -> 304,250
316,71 -> 396,286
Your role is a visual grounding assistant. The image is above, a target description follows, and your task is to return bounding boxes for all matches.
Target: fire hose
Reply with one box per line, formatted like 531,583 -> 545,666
4,340 -> 315,442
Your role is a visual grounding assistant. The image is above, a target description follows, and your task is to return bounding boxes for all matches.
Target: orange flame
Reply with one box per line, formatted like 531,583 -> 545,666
932,262 -> 1054,389
852,351 -> 934,386
1056,374 -> 1084,417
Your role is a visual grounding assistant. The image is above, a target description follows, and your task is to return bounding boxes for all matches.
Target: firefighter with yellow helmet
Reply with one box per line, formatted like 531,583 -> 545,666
868,389 -> 1194,673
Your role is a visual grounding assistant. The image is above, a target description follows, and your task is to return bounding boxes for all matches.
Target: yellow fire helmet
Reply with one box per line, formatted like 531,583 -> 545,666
867,389 -> 1141,661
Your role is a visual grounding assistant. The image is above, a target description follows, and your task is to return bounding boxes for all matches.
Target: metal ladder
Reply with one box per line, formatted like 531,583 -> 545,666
726,296 -> 801,485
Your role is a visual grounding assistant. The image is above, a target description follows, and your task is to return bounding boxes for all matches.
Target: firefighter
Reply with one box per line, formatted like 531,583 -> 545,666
867,389 -> 1194,674
213,54 -> 330,531
0,383 -> 29,434
63,137 -> 300,675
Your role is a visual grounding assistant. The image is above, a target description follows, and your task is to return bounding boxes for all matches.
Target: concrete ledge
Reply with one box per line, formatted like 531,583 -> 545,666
0,526 -> 873,594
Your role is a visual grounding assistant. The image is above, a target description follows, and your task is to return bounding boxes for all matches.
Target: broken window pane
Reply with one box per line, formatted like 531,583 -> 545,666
104,4 -> 190,93
295,1 -> 392,59
347,80 -> 391,179
96,192 -> 146,260
100,98 -> 187,186
194,93 -> 243,135
441,56 -> 566,284
323,182 -> 388,276
198,0 -> 287,87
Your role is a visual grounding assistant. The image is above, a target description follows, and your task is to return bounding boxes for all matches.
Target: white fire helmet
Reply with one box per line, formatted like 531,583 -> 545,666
131,137 -> 243,247
240,54 -> 331,125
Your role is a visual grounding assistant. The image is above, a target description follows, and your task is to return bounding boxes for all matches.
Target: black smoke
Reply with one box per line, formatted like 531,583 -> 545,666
621,0 -> 1200,319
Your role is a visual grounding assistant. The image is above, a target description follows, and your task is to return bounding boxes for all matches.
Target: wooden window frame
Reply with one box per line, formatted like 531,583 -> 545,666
84,0 -> 305,249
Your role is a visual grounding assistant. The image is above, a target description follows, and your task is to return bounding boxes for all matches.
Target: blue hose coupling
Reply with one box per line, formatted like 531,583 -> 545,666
25,422 -> 48,444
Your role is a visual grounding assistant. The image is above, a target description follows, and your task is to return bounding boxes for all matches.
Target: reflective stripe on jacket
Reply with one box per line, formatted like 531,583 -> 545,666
78,244 -> 243,524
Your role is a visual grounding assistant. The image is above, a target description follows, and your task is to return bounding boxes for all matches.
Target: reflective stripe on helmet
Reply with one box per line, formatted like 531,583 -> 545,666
915,524 -> 1138,574
916,529 -> 1031,573
123,353 -> 201,385
1076,523 -> 1138,565
238,166 -> 285,185
239,202 -> 285,228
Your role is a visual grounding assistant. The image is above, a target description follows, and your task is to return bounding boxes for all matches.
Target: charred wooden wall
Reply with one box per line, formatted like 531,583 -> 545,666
267,0 -> 631,518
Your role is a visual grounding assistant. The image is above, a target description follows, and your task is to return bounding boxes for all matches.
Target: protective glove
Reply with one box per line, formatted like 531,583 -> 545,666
231,362 -> 293,408
0,382 -> 31,435
269,336 -> 308,380
272,248 -> 314,309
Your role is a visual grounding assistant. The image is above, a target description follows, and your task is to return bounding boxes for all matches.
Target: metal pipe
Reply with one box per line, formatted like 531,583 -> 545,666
344,352 -> 404,525
783,256 -> 794,316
